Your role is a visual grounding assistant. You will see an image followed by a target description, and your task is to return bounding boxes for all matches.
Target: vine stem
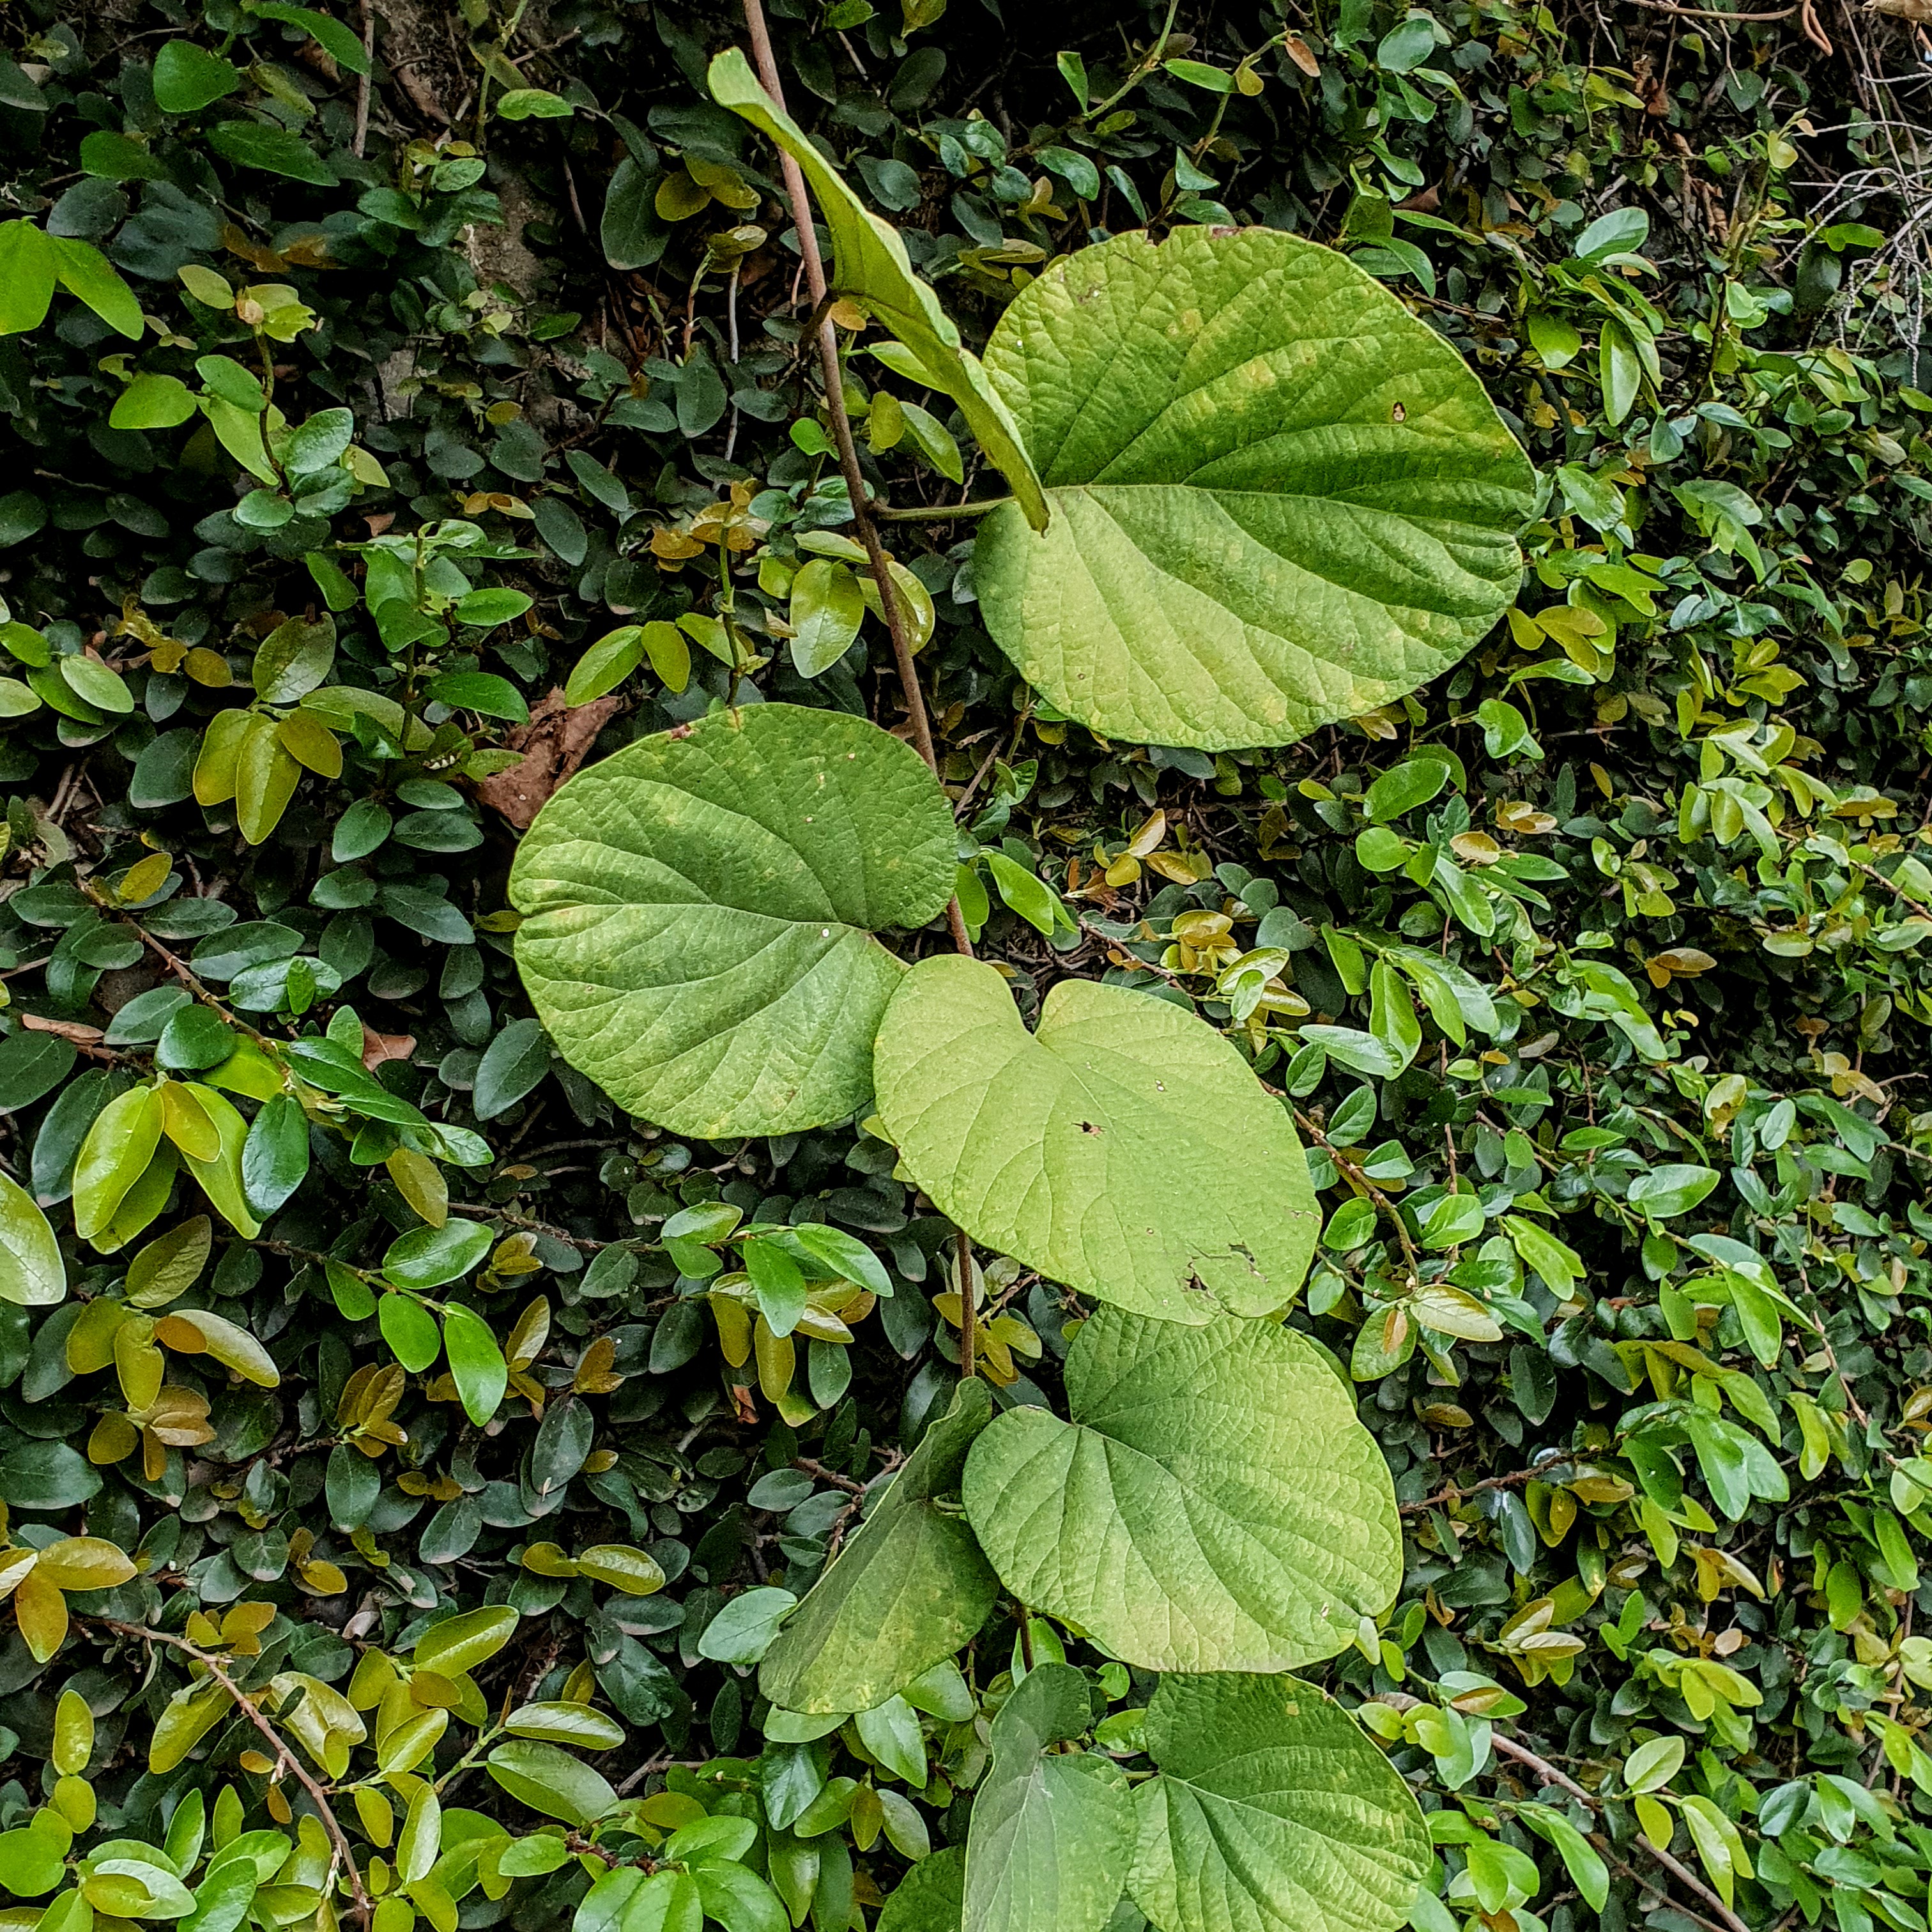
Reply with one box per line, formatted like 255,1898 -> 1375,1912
737,0 -> 975,963
739,0 -> 983,1368
956,1226 -> 977,1381
93,1618 -> 373,1932
351,0 -> 374,158
1398,1464 -> 1543,1516
1292,1105 -> 1421,1286
85,887 -> 279,1050
1487,1733 -> 1752,1932
873,499 -> 1009,522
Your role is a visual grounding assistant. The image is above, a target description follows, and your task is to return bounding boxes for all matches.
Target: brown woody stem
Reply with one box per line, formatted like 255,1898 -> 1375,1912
736,0 -> 977,962
94,1618 -> 373,1931
1487,1733 -> 1751,1932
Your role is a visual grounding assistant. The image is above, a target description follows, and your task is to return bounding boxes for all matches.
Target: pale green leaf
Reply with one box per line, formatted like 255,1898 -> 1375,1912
510,704 -> 954,1138
0,222 -> 56,335
52,236 -> 144,340
1130,1673 -> 1430,1932
875,956 -> 1319,1323
788,558 -> 865,678
486,1740 -> 617,1826
962,1307 -> 1401,1672
973,227 -> 1535,749
503,1702 -> 625,1749
0,1171 -> 65,1306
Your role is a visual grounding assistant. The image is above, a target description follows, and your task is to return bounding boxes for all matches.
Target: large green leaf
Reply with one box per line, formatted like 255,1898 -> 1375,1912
510,703 -> 954,1138
876,1847 -> 962,1932
973,227 -> 1535,750
760,1380 -> 998,1715
962,1308 -> 1400,1672
0,1172 -> 65,1306
1130,1674 -> 1429,1932
874,956 -> 1318,1322
964,1663 -> 1133,1932
706,48 -> 1046,533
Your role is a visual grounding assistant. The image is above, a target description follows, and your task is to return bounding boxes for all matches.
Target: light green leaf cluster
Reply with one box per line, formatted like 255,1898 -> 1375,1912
507,114 -> 1535,1932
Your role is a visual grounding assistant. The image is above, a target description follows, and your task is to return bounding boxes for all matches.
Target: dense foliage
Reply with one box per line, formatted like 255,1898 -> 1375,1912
3,1 -> 1932,1931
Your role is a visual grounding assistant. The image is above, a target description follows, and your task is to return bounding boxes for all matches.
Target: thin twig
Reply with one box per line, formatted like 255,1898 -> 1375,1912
1294,1106 -> 1421,1284
87,891 -> 277,1048
352,0 -> 374,157
1399,1466 -> 1544,1515
792,1455 -> 866,1496
491,1207 -> 611,1252
956,1226 -> 979,1380
737,0 -> 975,962
873,498 -> 1011,521
1624,0 -> 1795,15
93,1619 -> 373,1931
1488,1734 -> 1752,1932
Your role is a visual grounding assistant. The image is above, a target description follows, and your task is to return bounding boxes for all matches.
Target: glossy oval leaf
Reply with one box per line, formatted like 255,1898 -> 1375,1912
706,48 -> 1046,532
442,1301 -> 507,1425
503,1701 -> 625,1749
486,1739 -> 617,1826
510,703 -> 955,1138
973,227 -> 1536,749
1130,1673 -> 1429,1932
415,1604 -> 519,1676
760,1379 -> 998,1715
875,956 -> 1318,1322
962,1307 -> 1401,1672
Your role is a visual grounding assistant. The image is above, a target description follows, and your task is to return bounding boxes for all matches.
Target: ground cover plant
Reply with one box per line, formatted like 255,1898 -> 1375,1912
1,1 -> 1932,1930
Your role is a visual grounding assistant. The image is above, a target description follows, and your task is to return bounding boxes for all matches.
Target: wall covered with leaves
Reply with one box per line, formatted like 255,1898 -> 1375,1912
1,0 -> 1931,1929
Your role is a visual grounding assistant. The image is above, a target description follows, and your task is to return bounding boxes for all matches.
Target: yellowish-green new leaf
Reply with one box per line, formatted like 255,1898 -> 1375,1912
504,1702 -> 625,1749
706,48 -> 1046,532
973,227 -> 1535,749
414,1604 -> 520,1676
875,956 -> 1319,1322
511,704 -> 955,1138
962,1308 -> 1400,1672
0,1171 -> 65,1306
73,1087 -> 165,1244
175,1083 -> 261,1239
150,1683 -> 229,1773
155,1307 -> 279,1386
52,1688 -> 94,1775
35,1537 -> 136,1591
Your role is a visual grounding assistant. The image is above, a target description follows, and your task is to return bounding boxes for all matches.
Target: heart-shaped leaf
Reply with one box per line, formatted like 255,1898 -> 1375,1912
875,956 -> 1318,1322
511,703 -> 955,1138
760,1380 -> 998,1715
962,1307 -> 1401,1672
973,227 -> 1536,749
1130,1673 -> 1429,1932
707,48 -> 1046,532
965,1662 -> 1133,1932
